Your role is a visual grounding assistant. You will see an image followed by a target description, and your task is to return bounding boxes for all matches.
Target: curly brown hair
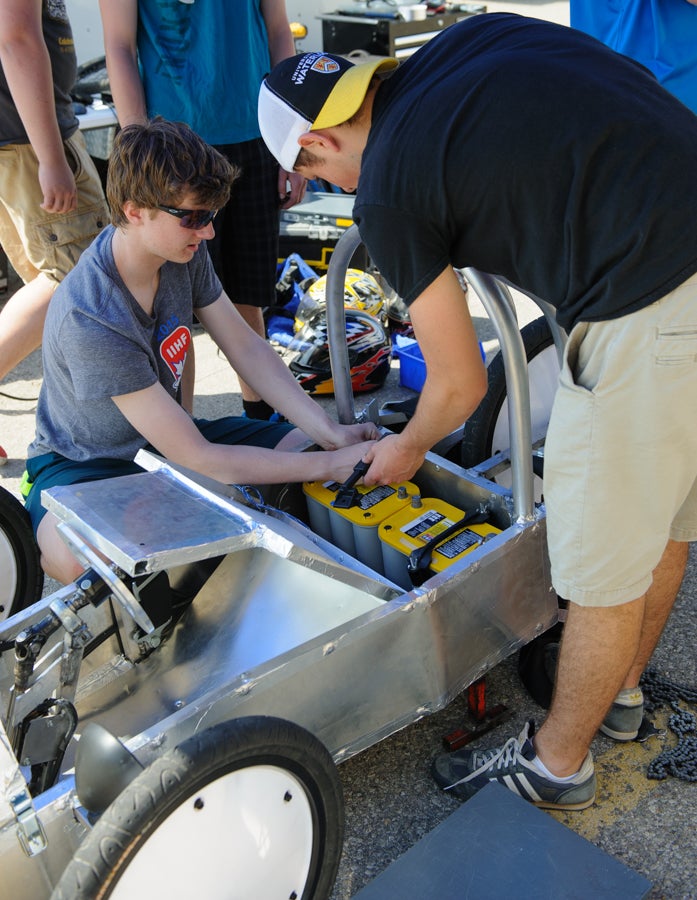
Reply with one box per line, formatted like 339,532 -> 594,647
106,117 -> 239,227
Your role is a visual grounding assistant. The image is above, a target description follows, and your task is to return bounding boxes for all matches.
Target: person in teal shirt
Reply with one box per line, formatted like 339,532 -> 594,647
100,0 -> 307,419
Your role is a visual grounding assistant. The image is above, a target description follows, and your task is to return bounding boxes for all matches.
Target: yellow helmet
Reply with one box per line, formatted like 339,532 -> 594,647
294,268 -> 386,331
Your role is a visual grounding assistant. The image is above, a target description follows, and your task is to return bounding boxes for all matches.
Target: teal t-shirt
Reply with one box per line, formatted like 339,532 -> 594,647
136,0 -> 270,144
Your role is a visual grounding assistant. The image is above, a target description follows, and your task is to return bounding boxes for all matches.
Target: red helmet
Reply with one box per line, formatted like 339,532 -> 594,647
288,309 -> 391,395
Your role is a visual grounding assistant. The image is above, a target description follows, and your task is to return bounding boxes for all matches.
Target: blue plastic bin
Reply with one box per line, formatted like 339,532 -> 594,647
394,338 -> 426,392
394,335 -> 485,393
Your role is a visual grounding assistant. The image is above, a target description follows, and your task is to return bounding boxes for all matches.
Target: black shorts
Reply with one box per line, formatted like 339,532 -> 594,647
207,137 -> 280,308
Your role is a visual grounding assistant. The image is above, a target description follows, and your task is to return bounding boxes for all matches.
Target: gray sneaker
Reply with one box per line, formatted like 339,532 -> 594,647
431,720 -> 596,810
600,687 -> 644,741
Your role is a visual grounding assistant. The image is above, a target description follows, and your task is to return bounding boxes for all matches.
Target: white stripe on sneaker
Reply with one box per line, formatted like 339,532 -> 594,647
501,774 -> 523,798
502,773 -> 542,802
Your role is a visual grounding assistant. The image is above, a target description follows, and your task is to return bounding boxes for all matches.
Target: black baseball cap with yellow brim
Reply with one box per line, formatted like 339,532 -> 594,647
258,52 -> 398,172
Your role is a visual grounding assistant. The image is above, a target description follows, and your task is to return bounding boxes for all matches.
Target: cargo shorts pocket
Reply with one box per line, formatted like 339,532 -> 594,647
32,207 -> 107,278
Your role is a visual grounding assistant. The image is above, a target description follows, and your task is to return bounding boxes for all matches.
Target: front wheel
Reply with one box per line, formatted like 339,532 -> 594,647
0,486 -> 43,621
52,716 -> 344,900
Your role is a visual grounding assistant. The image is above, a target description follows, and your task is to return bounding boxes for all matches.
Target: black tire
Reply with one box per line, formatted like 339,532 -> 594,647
0,486 -> 43,621
52,716 -> 344,900
461,316 -> 559,472
517,621 -> 562,709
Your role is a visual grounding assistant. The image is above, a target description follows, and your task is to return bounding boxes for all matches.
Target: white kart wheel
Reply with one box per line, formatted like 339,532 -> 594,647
108,764 -> 315,898
52,717 -> 344,900
461,316 -> 560,498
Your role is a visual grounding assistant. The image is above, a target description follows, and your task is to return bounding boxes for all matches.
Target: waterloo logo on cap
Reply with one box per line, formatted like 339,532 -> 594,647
311,56 -> 340,74
291,53 -> 343,85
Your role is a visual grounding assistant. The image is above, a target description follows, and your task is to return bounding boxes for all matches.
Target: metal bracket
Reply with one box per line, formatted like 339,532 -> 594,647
56,521 -> 155,634
442,678 -> 512,751
11,788 -> 48,857
49,596 -> 92,646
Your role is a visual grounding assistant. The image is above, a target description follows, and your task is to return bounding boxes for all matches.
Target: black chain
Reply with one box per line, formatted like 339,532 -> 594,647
640,669 -> 697,782
0,389 -> 38,401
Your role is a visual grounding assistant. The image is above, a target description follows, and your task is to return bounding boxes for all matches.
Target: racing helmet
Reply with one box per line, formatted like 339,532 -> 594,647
288,308 -> 391,395
294,268 -> 386,331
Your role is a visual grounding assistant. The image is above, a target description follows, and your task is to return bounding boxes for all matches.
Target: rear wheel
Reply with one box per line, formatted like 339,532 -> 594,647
0,486 -> 43,620
461,316 -> 560,495
461,319 -> 564,705
517,620 -> 563,709
52,716 -> 344,900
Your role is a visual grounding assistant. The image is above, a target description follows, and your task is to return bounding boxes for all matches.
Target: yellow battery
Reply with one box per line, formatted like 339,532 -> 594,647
303,479 -> 419,572
378,498 -> 501,590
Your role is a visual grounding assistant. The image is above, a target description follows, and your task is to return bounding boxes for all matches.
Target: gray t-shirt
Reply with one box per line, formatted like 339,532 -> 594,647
29,225 -> 221,462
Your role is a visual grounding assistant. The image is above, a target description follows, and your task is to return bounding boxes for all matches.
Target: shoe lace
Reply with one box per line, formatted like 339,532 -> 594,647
446,735 -> 523,791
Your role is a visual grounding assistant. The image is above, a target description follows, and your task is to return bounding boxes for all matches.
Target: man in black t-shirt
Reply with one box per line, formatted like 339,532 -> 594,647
258,13 -> 697,810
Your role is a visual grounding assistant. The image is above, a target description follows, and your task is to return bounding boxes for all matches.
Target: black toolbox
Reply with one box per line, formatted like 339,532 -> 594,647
279,191 -> 367,271
320,7 -> 485,60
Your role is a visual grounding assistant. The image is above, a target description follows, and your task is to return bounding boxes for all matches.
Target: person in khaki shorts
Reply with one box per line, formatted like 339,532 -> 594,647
0,0 -> 109,462
257,14 -> 697,810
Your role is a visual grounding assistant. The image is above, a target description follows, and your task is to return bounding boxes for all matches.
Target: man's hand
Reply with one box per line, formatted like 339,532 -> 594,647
38,157 -> 77,213
362,432 -> 425,486
325,439 -> 379,484
319,420 -> 381,450
359,267 -> 488,487
279,167 -> 307,209
0,0 -> 75,207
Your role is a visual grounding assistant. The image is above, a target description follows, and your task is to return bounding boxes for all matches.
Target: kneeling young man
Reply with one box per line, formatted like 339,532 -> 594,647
24,118 -> 378,584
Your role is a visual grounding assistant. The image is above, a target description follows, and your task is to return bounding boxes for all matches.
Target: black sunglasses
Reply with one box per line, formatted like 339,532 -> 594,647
157,205 -> 218,230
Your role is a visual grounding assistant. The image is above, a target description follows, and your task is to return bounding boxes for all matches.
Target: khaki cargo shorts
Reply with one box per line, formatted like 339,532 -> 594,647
545,272 -> 697,607
0,130 -> 109,284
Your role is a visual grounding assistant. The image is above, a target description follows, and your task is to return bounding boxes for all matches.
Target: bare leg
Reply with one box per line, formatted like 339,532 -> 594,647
534,539 -> 688,776
234,303 -> 266,402
0,274 -> 55,381
37,512 -> 88,585
621,539 -> 688,689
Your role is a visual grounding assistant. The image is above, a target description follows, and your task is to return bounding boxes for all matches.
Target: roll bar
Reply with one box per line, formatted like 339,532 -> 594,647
324,224 -> 567,523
